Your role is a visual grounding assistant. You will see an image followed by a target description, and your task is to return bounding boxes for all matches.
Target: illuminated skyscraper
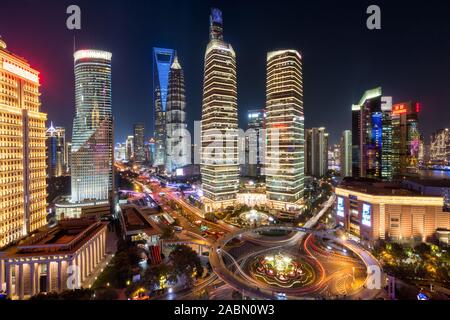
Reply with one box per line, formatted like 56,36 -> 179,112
391,101 -> 421,176
46,122 -> 66,177
71,49 -> 113,203
153,47 -> 175,168
126,135 -> 134,161
201,8 -> 239,212
430,128 -> 450,166
340,130 -> 352,177
166,55 -> 188,174
0,39 -> 47,248
243,109 -> 266,178
305,127 -> 328,177
266,50 -> 304,210
351,87 -> 393,180
133,123 -> 145,162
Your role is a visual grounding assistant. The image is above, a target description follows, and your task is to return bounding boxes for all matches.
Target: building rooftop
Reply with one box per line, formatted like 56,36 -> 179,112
0,218 -> 107,258
338,178 -> 425,197
120,205 -> 162,237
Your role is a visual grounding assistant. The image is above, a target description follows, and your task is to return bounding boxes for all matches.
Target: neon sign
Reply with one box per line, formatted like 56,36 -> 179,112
392,104 -> 407,115
2,61 -> 39,83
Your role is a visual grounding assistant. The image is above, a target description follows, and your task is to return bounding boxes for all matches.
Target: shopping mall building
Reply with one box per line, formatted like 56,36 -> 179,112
334,178 -> 450,244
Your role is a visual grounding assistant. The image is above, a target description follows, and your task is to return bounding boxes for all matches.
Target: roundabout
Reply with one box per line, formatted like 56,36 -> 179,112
209,225 -> 383,300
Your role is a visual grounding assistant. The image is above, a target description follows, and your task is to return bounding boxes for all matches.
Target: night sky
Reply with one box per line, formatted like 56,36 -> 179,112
1,0 -> 449,144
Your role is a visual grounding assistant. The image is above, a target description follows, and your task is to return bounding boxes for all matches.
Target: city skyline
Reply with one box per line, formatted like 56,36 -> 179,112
1,0 -> 449,145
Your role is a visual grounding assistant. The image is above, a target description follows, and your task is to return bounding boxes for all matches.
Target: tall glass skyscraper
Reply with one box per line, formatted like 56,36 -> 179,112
153,47 -> 175,168
165,55 -> 189,174
133,123 -> 145,162
71,49 -> 113,203
46,122 -> 66,177
265,50 -> 304,210
351,87 -> 393,180
201,8 -> 239,212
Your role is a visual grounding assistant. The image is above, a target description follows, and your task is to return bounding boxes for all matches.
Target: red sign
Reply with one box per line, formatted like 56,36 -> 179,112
392,104 -> 407,115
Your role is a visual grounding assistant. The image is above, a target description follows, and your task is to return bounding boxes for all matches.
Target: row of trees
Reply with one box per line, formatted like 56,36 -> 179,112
373,241 -> 450,283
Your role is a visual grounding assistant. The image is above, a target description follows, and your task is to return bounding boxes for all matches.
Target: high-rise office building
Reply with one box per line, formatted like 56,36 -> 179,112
146,137 -> 156,165
133,123 -> 145,162
391,101 -> 421,176
201,8 -> 239,212
114,143 -> 126,161
71,49 -> 113,203
305,127 -> 328,177
430,128 -> 450,166
126,135 -> 134,161
340,130 -> 352,177
0,39 -> 47,248
165,55 -> 189,174
243,109 -> 266,178
352,87 -> 393,180
46,122 -> 66,177
153,47 -> 175,168
266,50 -> 304,210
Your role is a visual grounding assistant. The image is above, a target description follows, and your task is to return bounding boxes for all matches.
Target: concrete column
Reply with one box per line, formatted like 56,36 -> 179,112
89,245 -> 94,273
0,259 -> 4,291
5,263 -> 11,296
18,264 -> 24,299
46,262 -> 51,293
57,261 -> 62,292
30,263 -> 36,296
78,253 -> 84,282
95,239 -> 100,265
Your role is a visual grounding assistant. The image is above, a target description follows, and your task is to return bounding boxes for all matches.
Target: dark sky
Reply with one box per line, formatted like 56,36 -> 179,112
1,0 -> 449,144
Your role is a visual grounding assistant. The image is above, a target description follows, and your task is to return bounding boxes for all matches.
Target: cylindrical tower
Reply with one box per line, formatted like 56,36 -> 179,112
71,49 -> 113,203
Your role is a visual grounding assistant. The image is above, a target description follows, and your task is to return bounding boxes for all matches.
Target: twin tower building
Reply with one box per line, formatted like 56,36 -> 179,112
201,9 -> 305,212
69,8 -> 305,214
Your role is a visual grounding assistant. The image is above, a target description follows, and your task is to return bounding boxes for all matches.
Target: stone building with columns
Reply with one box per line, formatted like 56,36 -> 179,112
0,218 -> 107,299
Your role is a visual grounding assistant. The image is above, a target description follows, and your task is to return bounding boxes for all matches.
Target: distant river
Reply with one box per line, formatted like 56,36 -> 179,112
418,170 -> 450,179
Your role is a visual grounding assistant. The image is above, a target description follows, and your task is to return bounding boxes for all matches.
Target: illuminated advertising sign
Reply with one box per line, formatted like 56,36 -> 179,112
2,61 -> 39,83
392,103 -> 407,115
337,197 -> 345,217
362,203 -> 372,227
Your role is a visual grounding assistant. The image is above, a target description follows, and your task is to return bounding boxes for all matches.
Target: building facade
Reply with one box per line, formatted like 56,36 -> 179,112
0,219 -> 107,299
305,127 -> 328,177
153,47 -> 175,168
0,39 -> 47,248
265,50 -> 304,210
430,128 -> 450,166
335,180 -> 450,243
352,87 -> 393,181
46,123 -> 66,178
133,123 -> 145,162
391,101 -> 421,176
165,55 -> 189,174
71,49 -> 113,203
340,130 -> 352,177
200,8 -> 239,212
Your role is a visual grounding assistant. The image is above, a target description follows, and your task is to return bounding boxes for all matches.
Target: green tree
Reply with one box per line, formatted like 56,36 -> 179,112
169,245 -> 203,283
